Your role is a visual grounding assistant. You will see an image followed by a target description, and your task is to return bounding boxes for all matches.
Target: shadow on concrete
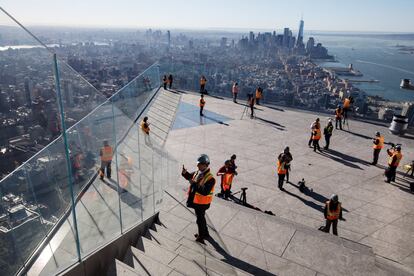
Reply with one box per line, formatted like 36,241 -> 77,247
319,151 -> 363,170
326,149 -> 371,166
255,116 -> 285,128
105,179 -> 142,209
203,115 -> 230,126
206,237 -> 276,276
263,105 -> 285,112
343,130 -> 373,140
283,189 -> 324,213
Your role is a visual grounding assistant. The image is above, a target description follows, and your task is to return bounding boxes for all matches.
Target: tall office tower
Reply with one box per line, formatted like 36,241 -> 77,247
306,37 -> 315,53
296,19 -> 304,47
220,37 -> 227,48
249,31 -> 255,43
283,28 -> 290,48
167,30 -> 171,49
24,77 -> 33,107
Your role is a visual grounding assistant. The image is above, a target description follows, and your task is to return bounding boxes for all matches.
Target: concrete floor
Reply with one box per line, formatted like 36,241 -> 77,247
164,90 -> 414,275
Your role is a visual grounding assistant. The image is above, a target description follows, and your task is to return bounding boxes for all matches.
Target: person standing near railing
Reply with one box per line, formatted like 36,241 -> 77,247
163,75 -> 168,90
199,94 -> 205,116
99,140 -> 113,180
217,160 -> 234,199
255,86 -> 263,105
200,75 -> 207,94
168,74 -> 173,90
232,82 -> 239,103
182,154 -> 216,243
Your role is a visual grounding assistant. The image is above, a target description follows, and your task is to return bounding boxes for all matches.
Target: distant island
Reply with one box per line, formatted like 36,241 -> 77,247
395,44 -> 414,54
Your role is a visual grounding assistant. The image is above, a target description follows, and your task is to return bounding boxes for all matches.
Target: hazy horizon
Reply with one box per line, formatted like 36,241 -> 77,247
1,0 -> 414,33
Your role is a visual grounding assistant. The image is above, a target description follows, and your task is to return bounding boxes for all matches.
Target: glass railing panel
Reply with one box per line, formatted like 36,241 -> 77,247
66,101 -> 122,258
116,123 -> 143,231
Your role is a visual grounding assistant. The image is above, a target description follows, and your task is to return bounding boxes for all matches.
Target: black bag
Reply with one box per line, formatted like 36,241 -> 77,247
186,185 -> 195,208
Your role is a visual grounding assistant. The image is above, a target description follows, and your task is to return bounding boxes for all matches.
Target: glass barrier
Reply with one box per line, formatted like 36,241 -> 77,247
1,7 -> 177,275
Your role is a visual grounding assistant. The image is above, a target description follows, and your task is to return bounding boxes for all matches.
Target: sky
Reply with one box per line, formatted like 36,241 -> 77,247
1,0 -> 414,33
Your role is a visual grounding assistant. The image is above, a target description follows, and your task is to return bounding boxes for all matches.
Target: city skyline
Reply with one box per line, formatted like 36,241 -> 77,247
1,0 -> 414,33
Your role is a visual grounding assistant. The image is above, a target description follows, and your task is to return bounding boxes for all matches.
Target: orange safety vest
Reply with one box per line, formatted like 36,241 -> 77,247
222,173 -> 234,191
190,171 -> 215,205
232,85 -> 239,94
199,99 -> 205,107
312,128 -> 321,140
141,121 -> 150,134
255,89 -> 262,99
277,160 -> 286,175
200,78 -> 206,85
101,146 -> 113,161
343,98 -> 350,109
335,108 -> 342,118
388,151 -> 403,167
373,136 -> 384,149
326,201 -> 341,220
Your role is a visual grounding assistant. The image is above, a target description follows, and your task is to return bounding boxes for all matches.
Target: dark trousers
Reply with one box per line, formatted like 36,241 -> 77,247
233,93 -> 238,103
163,83 -> 167,90
324,219 -> 338,235
278,173 -> 285,189
343,108 -> 349,123
256,98 -> 260,105
335,118 -> 342,129
373,148 -> 381,165
313,139 -> 321,152
200,84 -> 205,93
386,166 -> 397,182
200,106 -> 204,116
169,82 -> 172,89
308,132 -> 313,146
195,206 -> 209,238
250,105 -> 254,118
100,160 -> 111,179
325,134 -> 331,149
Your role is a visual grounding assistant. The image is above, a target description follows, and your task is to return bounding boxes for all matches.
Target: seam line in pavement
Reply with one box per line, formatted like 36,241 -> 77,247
281,229 -> 297,258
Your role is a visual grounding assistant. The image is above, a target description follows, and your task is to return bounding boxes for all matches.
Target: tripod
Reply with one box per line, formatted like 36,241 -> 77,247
232,187 -> 248,205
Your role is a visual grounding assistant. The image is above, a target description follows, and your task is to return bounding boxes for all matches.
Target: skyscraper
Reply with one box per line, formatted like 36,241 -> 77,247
167,30 -> 171,49
296,18 -> 304,47
283,28 -> 290,48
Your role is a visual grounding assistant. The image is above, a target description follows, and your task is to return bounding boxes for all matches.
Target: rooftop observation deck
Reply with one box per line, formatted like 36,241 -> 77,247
27,88 -> 414,276
161,89 -> 414,275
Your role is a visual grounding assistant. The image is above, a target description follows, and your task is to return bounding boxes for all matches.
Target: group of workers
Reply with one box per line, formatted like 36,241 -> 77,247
163,74 -> 174,90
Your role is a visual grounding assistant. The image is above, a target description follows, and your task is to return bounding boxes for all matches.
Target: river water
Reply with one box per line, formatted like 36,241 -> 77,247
314,34 -> 414,102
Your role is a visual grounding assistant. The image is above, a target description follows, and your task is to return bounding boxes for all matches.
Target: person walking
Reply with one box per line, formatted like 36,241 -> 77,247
335,105 -> 343,130
182,154 -> 216,243
163,75 -> 168,90
277,152 -> 287,191
385,145 -> 403,183
343,96 -> 353,124
248,93 -> 255,119
312,124 -> 322,152
200,75 -> 207,94
232,82 -> 239,103
255,87 -> 263,105
168,74 -> 173,90
308,118 -> 320,147
324,120 -> 334,149
279,146 -> 293,183
99,140 -> 113,180
140,116 -> 150,144
217,160 -> 234,199
199,94 -> 205,116
372,131 -> 384,165
323,194 -> 343,236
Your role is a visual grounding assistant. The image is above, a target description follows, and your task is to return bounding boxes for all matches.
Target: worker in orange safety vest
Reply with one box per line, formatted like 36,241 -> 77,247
182,154 -> 216,243
199,94 -> 205,116
372,131 -> 384,165
312,124 -> 322,152
323,194 -> 344,236
385,145 -> 403,183
99,140 -> 113,180
217,160 -> 235,199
